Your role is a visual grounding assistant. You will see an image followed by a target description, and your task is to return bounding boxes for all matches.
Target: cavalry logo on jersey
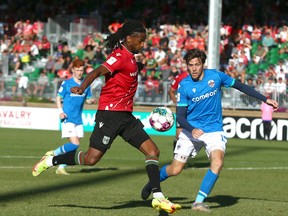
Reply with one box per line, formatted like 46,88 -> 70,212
208,80 -> 215,88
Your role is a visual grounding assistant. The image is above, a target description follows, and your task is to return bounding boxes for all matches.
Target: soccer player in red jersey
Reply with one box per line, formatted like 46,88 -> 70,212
32,20 -> 181,214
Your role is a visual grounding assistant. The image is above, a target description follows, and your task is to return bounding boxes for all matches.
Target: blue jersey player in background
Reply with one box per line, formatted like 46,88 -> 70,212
46,59 -> 95,175
141,48 -> 278,212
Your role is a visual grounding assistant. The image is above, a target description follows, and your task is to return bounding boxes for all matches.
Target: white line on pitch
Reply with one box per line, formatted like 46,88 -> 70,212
0,166 -> 288,170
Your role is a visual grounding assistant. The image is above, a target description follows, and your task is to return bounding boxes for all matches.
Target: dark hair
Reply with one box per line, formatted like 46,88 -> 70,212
184,48 -> 207,64
105,20 -> 146,49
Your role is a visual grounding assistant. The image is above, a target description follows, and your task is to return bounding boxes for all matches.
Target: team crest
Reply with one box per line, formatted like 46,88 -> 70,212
192,88 -> 196,93
208,80 -> 215,87
102,136 -> 110,145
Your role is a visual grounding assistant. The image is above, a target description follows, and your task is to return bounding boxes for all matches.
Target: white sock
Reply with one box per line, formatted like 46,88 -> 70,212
153,192 -> 165,199
46,156 -> 53,167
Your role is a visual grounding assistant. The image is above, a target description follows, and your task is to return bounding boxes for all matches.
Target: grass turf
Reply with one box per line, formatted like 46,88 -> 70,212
0,128 -> 287,216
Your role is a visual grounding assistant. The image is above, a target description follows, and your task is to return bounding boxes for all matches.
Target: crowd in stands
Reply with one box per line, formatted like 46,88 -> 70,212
0,1 -> 287,108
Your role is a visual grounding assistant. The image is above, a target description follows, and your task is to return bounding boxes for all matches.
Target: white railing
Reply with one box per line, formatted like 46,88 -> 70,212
1,76 -> 287,110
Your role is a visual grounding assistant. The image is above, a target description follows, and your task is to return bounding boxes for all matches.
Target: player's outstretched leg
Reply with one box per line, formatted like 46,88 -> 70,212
152,197 -> 181,214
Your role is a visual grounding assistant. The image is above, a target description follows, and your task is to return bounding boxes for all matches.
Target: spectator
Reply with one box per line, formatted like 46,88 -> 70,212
17,70 -> 30,105
227,59 -> 246,83
143,75 -> 159,102
83,45 -> 95,62
38,35 -> 51,58
33,70 -> 49,99
145,50 -> 158,72
82,32 -> 96,48
61,44 -> 72,60
9,51 -> 23,75
168,65 -> 180,82
275,60 -> 287,81
263,77 -> 276,99
44,55 -> 55,73
94,46 -> 107,66
275,77 -> 286,107
154,46 -> 167,67
52,56 -> 64,76
241,77 -> 256,106
107,19 -> 122,33
29,40 -> 40,61
252,43 -> 268,64
159,32 -> 169,50
265,65 -> 276,80
262,32 -> 276,51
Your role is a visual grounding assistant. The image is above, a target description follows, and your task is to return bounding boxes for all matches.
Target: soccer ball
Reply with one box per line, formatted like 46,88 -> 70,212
149,107 -> 175,132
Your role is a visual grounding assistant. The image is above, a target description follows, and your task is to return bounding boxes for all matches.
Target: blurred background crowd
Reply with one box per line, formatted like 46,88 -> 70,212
0,0 -> 287,110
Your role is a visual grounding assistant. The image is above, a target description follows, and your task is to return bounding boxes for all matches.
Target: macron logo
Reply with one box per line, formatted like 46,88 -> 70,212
99,122 -> 104,128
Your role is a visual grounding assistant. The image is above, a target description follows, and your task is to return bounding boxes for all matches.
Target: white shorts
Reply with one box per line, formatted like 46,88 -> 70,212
174,129 -> 227,162
61,122 -> 84,138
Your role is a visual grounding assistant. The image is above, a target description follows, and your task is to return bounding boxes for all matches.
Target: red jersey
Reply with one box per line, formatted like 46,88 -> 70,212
170,71 -> 189,90
100,46 -> 138,112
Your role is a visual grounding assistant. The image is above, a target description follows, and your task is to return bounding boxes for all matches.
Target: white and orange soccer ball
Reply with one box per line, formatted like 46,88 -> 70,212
149,107 -> 175,132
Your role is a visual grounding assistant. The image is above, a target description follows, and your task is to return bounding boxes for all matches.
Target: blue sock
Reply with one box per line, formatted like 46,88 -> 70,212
159,165 -> 169,182
195,169 -> 219,203
54,143 -> 79,156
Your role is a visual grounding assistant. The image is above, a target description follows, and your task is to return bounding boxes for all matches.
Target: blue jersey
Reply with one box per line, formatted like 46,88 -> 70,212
58,78 -> 92,125
177,69 -> 235,132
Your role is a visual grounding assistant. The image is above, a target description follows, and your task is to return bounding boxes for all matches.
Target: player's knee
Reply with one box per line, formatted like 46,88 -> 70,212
84,155 -> 100,165
147,147 -> 160,157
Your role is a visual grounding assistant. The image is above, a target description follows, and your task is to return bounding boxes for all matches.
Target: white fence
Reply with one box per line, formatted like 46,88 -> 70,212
1,77 -> 287,110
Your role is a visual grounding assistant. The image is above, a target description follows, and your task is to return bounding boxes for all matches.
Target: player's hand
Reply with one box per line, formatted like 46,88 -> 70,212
192,128 -> 204,139
59,112 -> 67,122
71,86 -> 84,95
266,99 -> 278,111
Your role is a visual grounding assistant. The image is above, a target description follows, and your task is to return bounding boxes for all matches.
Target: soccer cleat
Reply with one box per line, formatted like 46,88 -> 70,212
45,150 -> 55,156
55,167 -> 70,175
192,202 -> 211,212
152,197 -> 181,214
141,182 -> 152,200
32,155 -> 50,177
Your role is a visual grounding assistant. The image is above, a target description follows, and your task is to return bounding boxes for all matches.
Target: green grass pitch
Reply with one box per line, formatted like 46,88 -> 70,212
0,128 -> 287,216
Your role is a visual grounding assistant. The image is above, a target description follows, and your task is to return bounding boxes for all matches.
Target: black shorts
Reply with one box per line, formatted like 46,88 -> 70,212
89,110 -> 150,152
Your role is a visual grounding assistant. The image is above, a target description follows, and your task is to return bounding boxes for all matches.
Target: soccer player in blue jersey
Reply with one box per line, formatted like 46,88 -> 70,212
141,48 -> 278,211
46,59 -> 95,175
